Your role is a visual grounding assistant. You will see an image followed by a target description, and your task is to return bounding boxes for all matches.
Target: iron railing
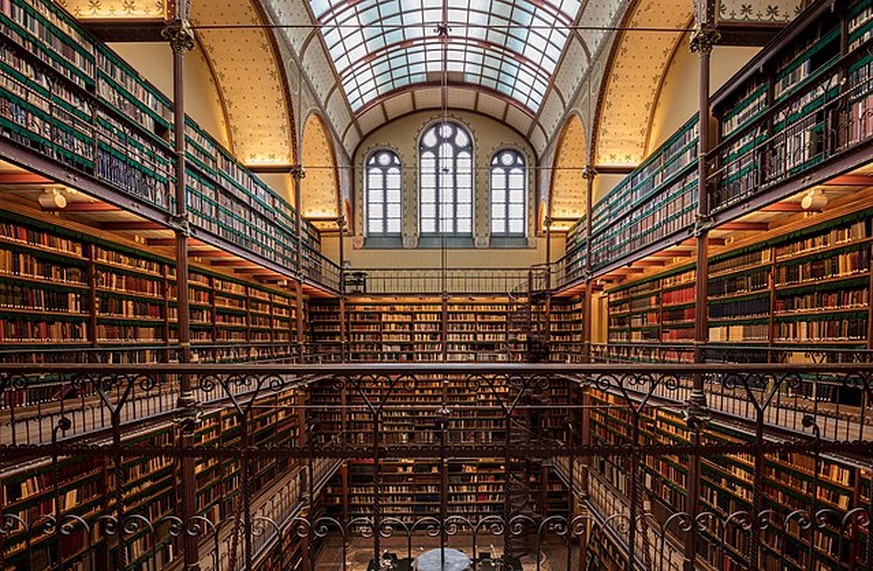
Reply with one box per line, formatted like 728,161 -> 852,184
344,267 -> 542,295
0,363 -> 870,570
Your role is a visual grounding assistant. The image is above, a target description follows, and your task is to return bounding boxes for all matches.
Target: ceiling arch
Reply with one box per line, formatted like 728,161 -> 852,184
301,113 -> 340,219
191,0 -> 295,166
593,0 -> 692,166
549,114 -> 587,229
308,0 -> 582,114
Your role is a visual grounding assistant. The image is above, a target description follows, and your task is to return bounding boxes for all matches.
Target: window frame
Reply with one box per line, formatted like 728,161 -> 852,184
489,148 -> 528,237
364,149 -> 403,237
418,120 -> 475,237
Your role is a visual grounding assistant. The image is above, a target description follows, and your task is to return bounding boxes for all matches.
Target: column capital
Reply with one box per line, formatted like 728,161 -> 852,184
289,164 -> 307,181
689,26 -> 720,56
693,213 -> 713,236
684,393 -> 710,431
163,19 -> 195,54
581,165 -> 598,181
174,390 -> 202,434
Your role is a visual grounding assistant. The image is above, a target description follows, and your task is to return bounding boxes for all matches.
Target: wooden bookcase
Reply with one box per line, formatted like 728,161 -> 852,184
0,0 -> 322,278
0,205 -> 302,364
308,296 -> 532,363
311,373 -> 571,523
604,208 -> 873,362
550,296 -> 584,363
1,384 -> 306,569
587,389 -> 872,570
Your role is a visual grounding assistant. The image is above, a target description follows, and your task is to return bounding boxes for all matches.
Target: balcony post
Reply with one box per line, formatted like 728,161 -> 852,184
291,165 -> 306,361
339,215 -> 347,362
163,7 -> 201,570
686,14 -> 719,571
581,166 -> 597,363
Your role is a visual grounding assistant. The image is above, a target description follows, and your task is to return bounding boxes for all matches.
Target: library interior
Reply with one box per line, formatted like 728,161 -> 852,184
0,0 -> 872,569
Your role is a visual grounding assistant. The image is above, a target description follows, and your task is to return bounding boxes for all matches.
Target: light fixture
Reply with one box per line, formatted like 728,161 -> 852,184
801,189 -> 828,211
38,188 -> 67,209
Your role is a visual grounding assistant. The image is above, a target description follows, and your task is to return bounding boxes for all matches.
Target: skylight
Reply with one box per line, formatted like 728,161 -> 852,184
308,0 -> 582,113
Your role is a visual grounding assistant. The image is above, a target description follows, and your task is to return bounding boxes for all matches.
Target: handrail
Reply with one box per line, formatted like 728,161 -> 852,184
550,10 -> 873,290
0,5 -> 341,292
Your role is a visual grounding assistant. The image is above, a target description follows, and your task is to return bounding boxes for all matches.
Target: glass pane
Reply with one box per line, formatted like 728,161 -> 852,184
387,219 -> 401,234
509,219 -> 524,233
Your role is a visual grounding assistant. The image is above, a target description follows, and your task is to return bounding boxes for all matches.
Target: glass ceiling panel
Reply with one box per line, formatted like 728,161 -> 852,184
308,0 -> 580,113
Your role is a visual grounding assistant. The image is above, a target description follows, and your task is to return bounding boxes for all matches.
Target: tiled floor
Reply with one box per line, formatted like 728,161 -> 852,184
314,535 -> 579,570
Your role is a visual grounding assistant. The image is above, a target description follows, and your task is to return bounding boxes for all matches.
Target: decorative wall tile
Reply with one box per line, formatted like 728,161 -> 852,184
60,0 -> 166,18
192,0 -> 293,165
594,0 -> 692,165
549,115 -> 587,228
717,0 -> 803,22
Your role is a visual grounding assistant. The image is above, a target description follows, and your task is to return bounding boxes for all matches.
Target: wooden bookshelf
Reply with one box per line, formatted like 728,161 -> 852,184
308,296 -> 531,363
604,209 -> 873,361
310,372 -> 571,524
0,0 -> 323,282
1,384 -> 306,569
0,206 -> 301,363
587,389 -> 872,570
550,296 -> 584,363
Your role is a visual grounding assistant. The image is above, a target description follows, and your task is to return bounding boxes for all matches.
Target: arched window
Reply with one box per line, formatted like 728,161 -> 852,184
490,149 -> 526,236
419,121 -> 473,235
365,150 -> 402,235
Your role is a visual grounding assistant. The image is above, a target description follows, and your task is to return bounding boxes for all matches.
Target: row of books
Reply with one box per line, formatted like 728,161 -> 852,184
0,1 -> 323,279
0,248 -> 86,284
775,286 -> 869,313
775,220 -> 867,259
774,315 -> 867,341
773,248 -> 869,285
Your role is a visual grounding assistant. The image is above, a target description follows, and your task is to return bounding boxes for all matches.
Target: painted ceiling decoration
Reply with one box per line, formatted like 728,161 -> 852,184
192,0 -> 295,166
308,0 -> 582,114
301,113 -> 341,221
58,0 -> 167,19
594,0 -> 692,166
717,0 -> 804,23
549,114 -> 587,229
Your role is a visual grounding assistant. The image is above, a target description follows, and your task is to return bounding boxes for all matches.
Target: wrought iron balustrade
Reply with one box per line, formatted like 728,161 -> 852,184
0,363 -> 870,570
345,268 -> 538,295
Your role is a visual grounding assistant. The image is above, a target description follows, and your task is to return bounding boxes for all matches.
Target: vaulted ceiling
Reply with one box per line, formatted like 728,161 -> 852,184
65,0 -> 805,222
261,0 -> 628,157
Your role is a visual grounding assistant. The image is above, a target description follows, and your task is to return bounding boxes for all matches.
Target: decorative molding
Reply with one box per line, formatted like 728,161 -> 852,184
717,0 -> 803,23
402,234 -> 418,249
59,0 -> 167,19
162,20 -> 195,54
